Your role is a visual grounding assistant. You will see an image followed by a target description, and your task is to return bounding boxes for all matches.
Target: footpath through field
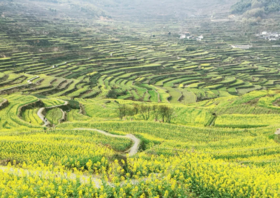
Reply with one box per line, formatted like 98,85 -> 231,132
74,128 -> 141,157
36,100 -> 141,156
0,100 -> 141,187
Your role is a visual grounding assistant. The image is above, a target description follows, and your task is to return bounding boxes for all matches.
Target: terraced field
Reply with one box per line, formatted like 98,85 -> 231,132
1,11 -> 280,105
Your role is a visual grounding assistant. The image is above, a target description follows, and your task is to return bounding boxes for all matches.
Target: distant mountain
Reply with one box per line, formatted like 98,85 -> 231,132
0,0 -> 109,20
1,0 -> 240,22
231,0 -> 280,17
94,0 -> 238,21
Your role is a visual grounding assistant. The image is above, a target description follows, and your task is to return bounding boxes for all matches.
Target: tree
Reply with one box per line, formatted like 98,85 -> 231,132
159,105 -> 174,123
117,104 -> 126,120
186,46 -> 197,51
133,104 -> 140,114
165,107 -> 174,123
139,104 -> 151,120
152,105 -> 160,121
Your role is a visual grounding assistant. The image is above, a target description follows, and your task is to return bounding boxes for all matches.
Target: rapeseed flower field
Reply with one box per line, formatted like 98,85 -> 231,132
0,91 -> 280,197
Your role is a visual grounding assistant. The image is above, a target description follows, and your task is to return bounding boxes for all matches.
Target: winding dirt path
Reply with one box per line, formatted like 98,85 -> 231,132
9,101 -> 141,187
36,101 -> 141,156
74,128 -> 141,157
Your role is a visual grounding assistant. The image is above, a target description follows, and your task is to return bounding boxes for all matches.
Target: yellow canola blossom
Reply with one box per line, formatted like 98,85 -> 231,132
1,152 -> 280,197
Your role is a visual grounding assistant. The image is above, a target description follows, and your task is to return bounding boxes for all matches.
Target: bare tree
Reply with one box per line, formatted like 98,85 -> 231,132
139,104 -> 151,120
152,105 -> 159,121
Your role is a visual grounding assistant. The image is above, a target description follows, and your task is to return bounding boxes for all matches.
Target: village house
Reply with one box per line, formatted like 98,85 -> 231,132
256,31 -> 280,41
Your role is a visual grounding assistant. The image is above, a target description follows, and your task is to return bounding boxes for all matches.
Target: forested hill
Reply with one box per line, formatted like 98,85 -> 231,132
231,0 -> 280,16
0,0 -> 109,19
95,0 -> 238,21
1,0 -> 238,22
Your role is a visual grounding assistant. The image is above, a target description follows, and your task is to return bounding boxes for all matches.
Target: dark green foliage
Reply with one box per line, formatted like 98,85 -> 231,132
186,46 -> 197,52
231,0 -> 252,14
158,105 -> 174,123
66,100 -> 80,109
106,88 -> 126,99
232,0 -> 280,15
90,73 -> 101,87
117,104 -> 127,120
116,104 -> 174,123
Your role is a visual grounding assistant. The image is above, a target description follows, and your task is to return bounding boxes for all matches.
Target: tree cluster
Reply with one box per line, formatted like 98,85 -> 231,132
231,0 -> 280,15
106,88 -> 126,99
185,46 -> 197,52
117,104 -> 174,123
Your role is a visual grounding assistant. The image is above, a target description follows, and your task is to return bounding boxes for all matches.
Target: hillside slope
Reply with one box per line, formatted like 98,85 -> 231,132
95,0 -> 238,21
231,0 -> 280,17
0,0 -> 238,22
0,0 -> 109,20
